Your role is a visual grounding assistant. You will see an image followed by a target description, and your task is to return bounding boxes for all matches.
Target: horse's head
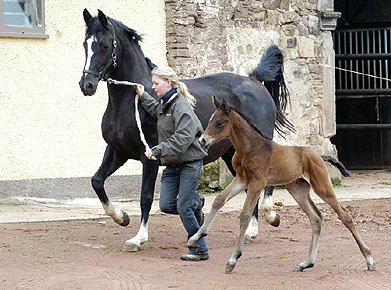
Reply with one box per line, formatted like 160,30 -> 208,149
79,9 -> 118,96
199,96 -> 232,149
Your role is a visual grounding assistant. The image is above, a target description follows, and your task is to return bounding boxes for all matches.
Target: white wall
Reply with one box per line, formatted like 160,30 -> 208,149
0,1 -> 167,182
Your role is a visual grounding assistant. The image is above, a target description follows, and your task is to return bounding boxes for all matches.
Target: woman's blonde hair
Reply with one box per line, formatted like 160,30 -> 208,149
152,66 -> 196,107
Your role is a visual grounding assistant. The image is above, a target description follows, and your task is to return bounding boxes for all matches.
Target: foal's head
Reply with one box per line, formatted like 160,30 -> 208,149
199,96 -> 232,149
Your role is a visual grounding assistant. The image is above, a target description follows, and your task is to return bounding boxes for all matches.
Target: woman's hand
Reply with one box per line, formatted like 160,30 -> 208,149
135,84 -> 144,96
144,148 -> 156,160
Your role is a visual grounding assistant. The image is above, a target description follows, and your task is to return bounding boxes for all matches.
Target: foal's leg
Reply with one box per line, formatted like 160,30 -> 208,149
286,179 -> 323,271
221,149 -> 265,242
311,174 -> 376,271
187,176 -> 247,248
226,180 -> 266,273
92,146 -> 129,226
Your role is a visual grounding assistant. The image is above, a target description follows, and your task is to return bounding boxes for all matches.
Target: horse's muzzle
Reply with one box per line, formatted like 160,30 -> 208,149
79,74 -> 99,96
199,135 -> 211,150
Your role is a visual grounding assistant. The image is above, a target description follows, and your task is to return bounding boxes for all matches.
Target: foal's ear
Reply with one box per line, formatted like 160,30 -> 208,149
83,8 -> 92,25
98,9 -> 108,27
212,95 -> 221,109
221,98 -> 231,114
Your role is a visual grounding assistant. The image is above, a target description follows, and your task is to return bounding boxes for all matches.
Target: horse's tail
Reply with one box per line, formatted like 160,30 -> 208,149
321,155 -> 351,177
249,45 -> 294,136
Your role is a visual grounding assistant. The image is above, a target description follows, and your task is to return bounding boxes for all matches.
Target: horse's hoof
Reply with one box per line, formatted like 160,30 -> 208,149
367,261 -> 376,271
270,213 -> 280,227
225,263 -> 235,274
119,211 -> 130,227
294,262 -> 314,272
123,242 -> 140,252
186,239 -> 196,248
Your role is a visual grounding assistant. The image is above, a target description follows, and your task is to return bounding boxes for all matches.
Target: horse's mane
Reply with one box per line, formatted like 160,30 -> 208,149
86,16 -> 156,70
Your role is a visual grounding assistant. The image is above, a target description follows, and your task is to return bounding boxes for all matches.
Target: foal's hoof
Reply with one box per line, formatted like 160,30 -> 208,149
367,260 -> 376,271
118,211 -> 130,227
270,213 -> 280,227
123,242 -> 140,252
294,262 -> 314,272
225,263 -> 235,274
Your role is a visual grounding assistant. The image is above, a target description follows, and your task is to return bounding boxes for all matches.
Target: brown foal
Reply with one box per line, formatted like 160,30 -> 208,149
188,96 -> 376,273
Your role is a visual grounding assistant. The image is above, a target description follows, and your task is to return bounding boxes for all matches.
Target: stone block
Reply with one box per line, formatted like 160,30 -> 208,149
266,10 -> 280,25
319,11 -> 341,31
298,23 -> 309,36
308,15 -> 319,33
283,11 -> 300,23
283,24 -> 296,36
280,0 -> 289,10
298,36 -> 315,58
287,37 -> 297,48
252,11 -> 266,22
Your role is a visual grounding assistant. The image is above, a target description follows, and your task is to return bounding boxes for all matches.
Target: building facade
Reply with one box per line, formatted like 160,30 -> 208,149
1,0 -> 347,198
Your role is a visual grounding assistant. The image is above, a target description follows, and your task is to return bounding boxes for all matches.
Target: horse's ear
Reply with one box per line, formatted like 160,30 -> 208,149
83,8 -> 92,25
221,98 -> 231,114
212,95 -> 221,109
98,9 -> 108,27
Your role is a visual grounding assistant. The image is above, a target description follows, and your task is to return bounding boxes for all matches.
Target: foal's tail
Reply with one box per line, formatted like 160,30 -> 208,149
322,155 -> 351,177
249,45 -> 295,136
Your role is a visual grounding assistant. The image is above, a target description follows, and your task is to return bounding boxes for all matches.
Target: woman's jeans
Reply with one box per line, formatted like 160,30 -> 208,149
159,160 -> 208,254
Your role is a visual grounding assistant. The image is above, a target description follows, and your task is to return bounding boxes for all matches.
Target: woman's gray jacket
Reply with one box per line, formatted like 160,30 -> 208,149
139,90 -> 208,166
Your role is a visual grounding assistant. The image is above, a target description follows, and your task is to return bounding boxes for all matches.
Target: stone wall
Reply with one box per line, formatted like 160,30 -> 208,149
165,0 -> 340,185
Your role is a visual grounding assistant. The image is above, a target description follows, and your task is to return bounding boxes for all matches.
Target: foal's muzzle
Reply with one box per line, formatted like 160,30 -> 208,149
199,135 -> 211,150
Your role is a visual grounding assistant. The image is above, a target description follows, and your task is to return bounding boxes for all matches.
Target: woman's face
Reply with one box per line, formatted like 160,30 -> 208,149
152,75 -> 172,97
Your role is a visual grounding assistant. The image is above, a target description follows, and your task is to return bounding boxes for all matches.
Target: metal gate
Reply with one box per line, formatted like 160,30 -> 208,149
332,27 -> 391,169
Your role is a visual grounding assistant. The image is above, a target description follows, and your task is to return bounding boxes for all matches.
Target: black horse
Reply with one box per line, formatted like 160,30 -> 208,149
79,9 -> 292,251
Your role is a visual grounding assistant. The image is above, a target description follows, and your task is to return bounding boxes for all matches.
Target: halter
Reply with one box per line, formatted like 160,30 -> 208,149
83,21 -> 118,81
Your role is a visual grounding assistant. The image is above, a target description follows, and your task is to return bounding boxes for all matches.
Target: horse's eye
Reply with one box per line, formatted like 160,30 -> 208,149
215,120 -> 225,128
104,45 -> 109,50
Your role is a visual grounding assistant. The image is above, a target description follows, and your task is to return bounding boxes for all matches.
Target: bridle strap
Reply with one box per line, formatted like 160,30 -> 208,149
83,21 -> 118,81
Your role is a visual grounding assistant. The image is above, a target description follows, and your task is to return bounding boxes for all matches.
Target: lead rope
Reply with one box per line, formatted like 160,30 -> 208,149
107,78 -> 156,160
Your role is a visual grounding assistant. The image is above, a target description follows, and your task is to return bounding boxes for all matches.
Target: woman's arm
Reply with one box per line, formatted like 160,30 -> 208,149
136,84 -> 159,119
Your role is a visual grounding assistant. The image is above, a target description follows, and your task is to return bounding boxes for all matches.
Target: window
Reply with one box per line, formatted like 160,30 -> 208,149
0,0 -> 48,38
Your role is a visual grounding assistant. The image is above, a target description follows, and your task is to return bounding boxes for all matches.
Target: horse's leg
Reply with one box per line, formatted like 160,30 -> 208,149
187,176 -> 247,248
286,179 -> 323,271
124,157 -> 159,252
226,179 -> 265,273
310,167 -> 376,271
259,186 -> 280,227
92,145 -> 129,226
222,149 -> 270,243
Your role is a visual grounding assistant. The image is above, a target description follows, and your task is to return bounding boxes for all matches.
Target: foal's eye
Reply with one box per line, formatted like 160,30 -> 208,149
215,120 -> 226,128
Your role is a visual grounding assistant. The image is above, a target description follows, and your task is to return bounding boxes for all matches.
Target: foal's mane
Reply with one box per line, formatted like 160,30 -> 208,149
231,109 -> 265,140
86,16 -> 156,70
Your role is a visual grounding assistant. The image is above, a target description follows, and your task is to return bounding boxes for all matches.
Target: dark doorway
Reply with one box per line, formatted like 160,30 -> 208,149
332,0 -> 391,169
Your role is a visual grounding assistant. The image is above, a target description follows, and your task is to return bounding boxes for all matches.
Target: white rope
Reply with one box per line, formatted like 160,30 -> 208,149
107,78 -> 138,86
320,63 -> 391,83
106,78 -> 156,160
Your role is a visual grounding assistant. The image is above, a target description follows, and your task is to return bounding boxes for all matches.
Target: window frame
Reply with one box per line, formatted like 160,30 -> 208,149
0,0 -> 48,39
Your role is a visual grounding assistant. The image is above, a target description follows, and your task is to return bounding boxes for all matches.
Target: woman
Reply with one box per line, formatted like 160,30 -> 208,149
135,66 -> 209,261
